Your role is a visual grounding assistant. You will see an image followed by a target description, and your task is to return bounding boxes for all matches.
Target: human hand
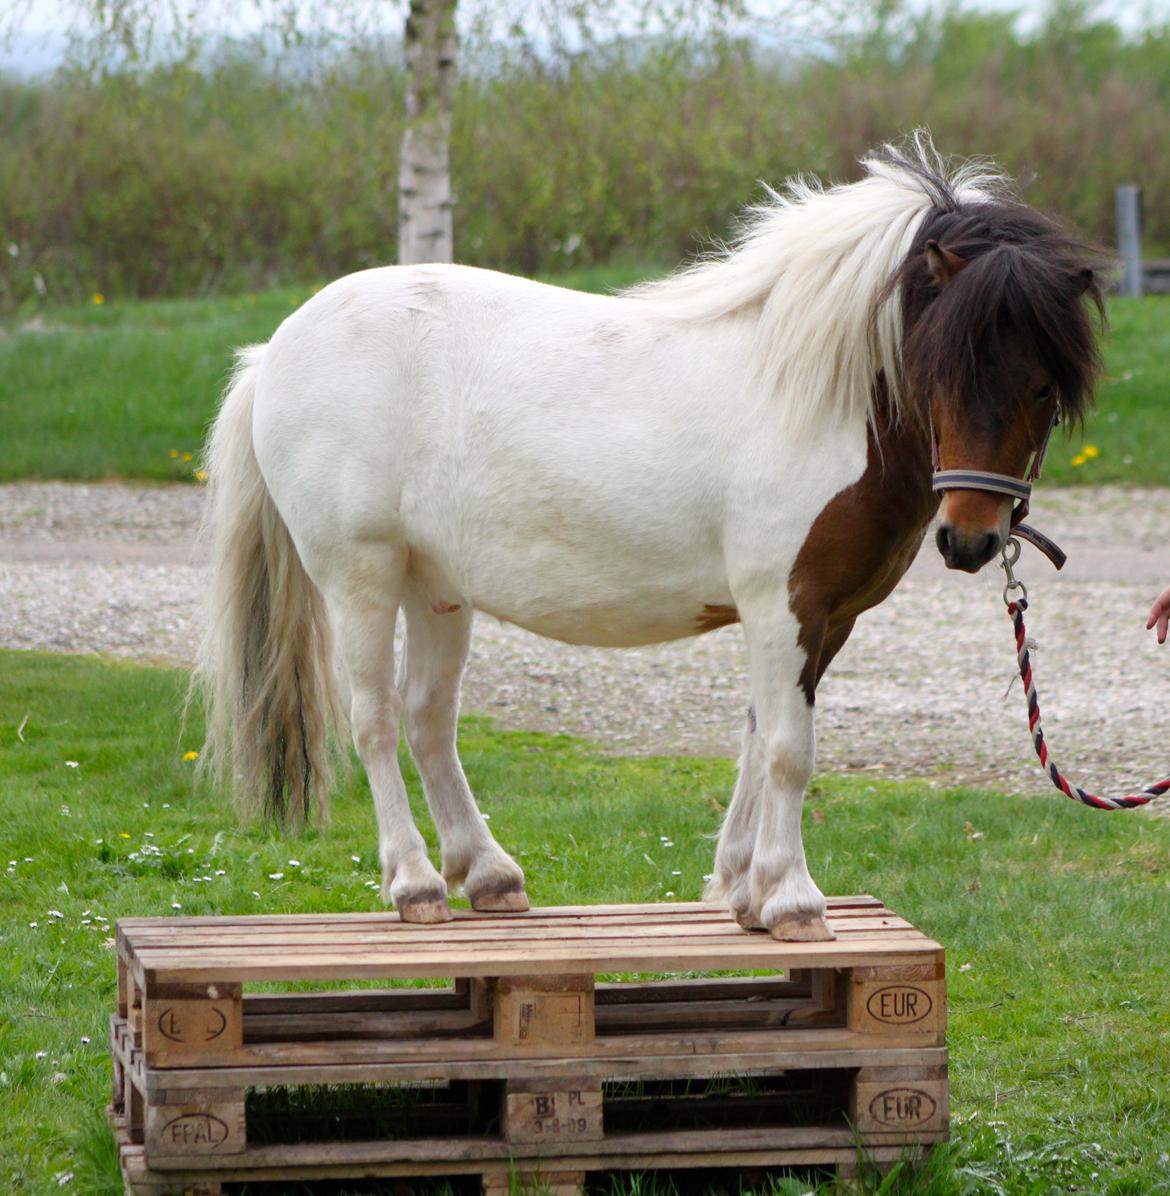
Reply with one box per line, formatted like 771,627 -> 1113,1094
1147,584 -> 1170,644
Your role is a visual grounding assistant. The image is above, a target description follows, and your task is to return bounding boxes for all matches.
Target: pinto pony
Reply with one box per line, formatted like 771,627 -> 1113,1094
196,137 -> 1103,941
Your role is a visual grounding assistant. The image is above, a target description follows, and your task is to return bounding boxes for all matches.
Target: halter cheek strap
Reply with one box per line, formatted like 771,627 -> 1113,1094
930,407 -> 1066,570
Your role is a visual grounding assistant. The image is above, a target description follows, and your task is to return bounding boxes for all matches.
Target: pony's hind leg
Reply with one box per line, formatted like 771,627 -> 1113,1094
327,549 -> 450,923
400,587 -> 528,911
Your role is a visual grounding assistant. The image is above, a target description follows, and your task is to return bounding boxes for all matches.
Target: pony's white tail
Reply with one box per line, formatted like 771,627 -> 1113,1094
193,345 -> 344,826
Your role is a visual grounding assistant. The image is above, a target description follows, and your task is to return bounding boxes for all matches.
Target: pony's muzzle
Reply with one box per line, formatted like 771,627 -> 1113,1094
935,523 -> 1002,572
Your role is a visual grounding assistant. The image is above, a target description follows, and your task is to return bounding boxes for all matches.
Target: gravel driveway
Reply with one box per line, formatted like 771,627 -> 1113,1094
3,481 -> 1169,808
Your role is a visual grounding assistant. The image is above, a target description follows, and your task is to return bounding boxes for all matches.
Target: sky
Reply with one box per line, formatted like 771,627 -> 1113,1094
2,0 -> 1167,77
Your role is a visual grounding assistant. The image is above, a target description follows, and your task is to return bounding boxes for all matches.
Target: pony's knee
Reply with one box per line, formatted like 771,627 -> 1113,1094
761,728 -> 813,792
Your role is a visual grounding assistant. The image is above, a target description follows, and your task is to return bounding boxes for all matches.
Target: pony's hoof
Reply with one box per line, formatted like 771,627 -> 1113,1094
734,908 -> 764,931
471,888 -> 530,913
399,898 -> 453,924
769,912 -> 835,942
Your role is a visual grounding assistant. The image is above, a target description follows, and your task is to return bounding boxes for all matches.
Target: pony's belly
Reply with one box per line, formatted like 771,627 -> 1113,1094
473,595 -> 728,648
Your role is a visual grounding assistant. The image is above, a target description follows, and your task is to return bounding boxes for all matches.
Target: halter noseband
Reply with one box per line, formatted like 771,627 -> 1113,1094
930,407 -> 1066,570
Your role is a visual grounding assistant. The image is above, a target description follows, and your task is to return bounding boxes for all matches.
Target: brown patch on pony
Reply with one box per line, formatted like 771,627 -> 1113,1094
695,603 -> 740,634
788,385 -> 938,705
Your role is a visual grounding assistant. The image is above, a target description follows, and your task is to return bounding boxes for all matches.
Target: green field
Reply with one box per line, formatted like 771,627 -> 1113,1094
2,650 -> 1169,1194
0,277 -> 1167,486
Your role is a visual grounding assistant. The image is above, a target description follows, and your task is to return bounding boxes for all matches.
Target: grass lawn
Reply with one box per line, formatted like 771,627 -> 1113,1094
2,649 -> 1169,1194
0,275 -> 1167,486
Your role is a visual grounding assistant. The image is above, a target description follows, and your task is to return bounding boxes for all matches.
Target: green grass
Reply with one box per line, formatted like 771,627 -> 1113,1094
2,649 -> 1169,1194
1,279 -> 1166,486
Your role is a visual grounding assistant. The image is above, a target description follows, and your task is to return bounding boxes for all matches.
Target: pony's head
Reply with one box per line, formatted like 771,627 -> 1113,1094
890,153 -> 1106,572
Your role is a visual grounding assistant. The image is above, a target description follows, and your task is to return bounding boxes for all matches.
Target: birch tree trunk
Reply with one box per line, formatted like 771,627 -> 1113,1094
398,0 -> 457,265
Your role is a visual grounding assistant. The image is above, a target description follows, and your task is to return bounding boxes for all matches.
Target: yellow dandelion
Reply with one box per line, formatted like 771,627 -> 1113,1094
183,750 -> 199,762
1072,454 -> 1087,467
1082,444 -> 1100,459
91,292 -> 105,305
119,831 -> 131,839
169,449 -> 179,459
181,451 -> 193,462
194,469 -> 208,483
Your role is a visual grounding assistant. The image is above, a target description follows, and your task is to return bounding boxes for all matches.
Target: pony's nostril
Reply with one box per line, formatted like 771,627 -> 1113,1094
936,525 -> 952,558
982,531 -> 1001,561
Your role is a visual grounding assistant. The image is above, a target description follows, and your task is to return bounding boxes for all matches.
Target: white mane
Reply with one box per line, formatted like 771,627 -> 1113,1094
626,133 -> 1008,435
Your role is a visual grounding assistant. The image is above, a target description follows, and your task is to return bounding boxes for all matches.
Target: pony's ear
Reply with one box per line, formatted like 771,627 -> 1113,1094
925,239 -> 967,287
1074,267 -> 1095,296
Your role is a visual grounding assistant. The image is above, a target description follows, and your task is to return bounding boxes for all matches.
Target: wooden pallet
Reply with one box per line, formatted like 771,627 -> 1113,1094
109,897 -> 948,1194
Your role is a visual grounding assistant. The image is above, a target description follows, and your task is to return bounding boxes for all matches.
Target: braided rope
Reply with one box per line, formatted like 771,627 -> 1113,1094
1008,597 -> 1170,810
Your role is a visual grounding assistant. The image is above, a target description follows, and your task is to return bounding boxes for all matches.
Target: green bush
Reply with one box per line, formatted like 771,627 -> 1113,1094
3,5 -> 1170,310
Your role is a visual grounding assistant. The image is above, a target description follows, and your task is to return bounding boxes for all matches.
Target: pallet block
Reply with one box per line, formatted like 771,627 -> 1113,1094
109,897 -> 948,1194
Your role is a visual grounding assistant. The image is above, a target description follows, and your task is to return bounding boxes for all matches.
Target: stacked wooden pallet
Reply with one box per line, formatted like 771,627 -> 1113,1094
108,897 -> 948,1194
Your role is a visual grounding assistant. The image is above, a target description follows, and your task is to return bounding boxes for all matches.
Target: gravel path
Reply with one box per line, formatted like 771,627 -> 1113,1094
3,481 -> 1169,808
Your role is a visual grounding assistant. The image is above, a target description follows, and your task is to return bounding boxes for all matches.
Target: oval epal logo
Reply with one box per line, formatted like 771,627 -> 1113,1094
162,1113 -> 230,1149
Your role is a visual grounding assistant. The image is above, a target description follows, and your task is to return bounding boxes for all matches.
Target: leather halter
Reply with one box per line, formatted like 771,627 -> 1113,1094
930,406 -> 1066,569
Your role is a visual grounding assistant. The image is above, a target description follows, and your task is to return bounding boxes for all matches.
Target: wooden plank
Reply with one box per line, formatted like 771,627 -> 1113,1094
595,994 -> 826,1033
139,936 -> 941,985
118,1137 -> 932,1188
119,906 -> 903,945
117,946 -> 130,1019
149,1020 -> 944,1070
116,896 -> 883,932
596,976 -> 809,1004
244,1007 -> 489,1042
119,921 -> 914,968
243,986 -> 469,1015
146,1122 -> 948,1172
229,977 -> 819,1015
143,1041 -> 948,1094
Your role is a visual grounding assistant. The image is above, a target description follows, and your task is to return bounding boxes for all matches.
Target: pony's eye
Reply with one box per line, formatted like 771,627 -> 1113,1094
1035,383 -> 1054,402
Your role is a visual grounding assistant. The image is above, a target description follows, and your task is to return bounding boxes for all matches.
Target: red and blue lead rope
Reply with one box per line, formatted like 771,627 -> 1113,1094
1007,597 -> 1170,810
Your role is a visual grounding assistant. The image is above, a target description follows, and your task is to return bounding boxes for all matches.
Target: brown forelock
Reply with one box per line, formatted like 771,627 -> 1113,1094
788,384 -> 938,704
929,340 -> 1057,534
894,200 -> 1107,441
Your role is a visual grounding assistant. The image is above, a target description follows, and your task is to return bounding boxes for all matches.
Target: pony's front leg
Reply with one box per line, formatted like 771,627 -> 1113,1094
707,708 -> 764,928
738,608 -> 833,942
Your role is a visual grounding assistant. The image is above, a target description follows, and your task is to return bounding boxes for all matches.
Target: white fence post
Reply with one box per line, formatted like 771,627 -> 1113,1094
1116,184 -> 1143,298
